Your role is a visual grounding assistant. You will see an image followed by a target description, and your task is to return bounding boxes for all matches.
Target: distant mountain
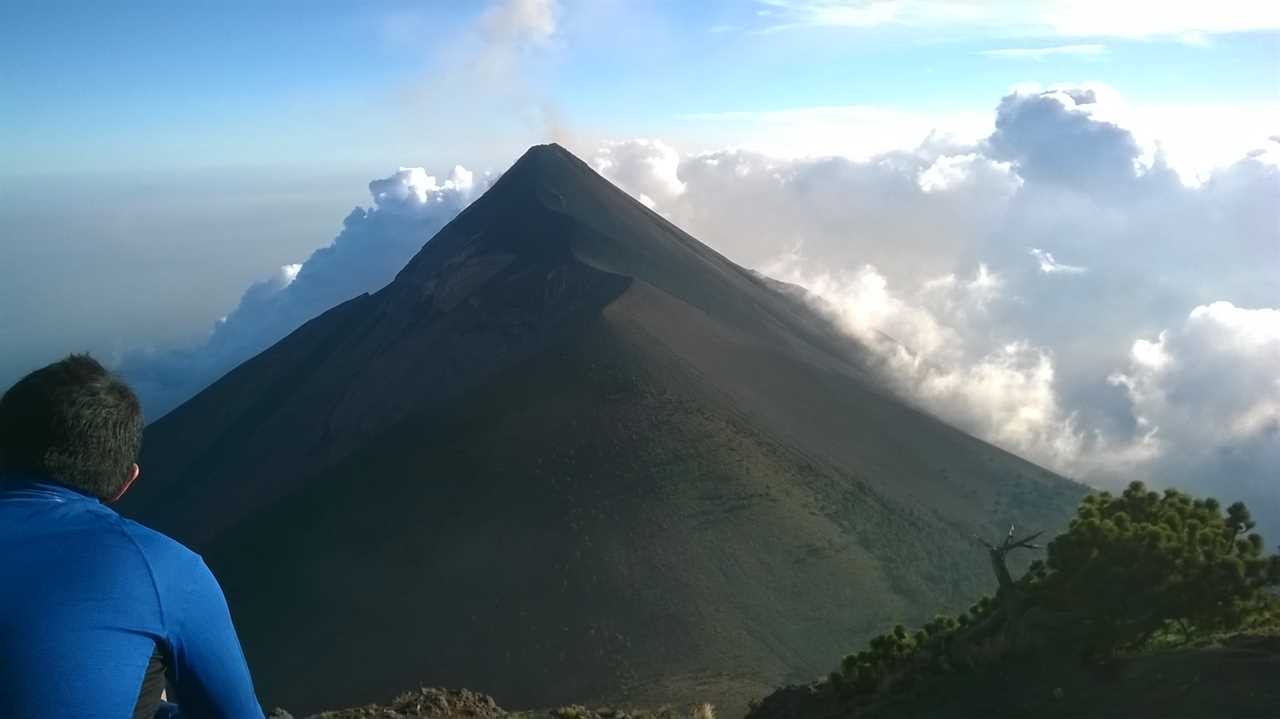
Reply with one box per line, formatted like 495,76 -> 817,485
122,144 -> 1085,715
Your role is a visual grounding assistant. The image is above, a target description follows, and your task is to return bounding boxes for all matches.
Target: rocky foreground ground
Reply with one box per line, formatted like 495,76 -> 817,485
268,687 -> 718,719
266,630 -> 1280,719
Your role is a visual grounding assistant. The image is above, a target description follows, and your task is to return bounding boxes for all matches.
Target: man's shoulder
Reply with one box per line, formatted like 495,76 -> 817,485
108,512 -> 205,573
108,514 -> 225,619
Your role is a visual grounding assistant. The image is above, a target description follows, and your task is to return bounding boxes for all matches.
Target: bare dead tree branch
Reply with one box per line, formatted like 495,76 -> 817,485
976,527 -> 1043,554
1007,530 -> 1044,551
977,525 -> 1044,594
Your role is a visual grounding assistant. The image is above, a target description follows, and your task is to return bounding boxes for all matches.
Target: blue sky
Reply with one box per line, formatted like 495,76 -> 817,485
3,1 -> 1277,175
2,0 -> 1276,389
1,1 -> 1278,531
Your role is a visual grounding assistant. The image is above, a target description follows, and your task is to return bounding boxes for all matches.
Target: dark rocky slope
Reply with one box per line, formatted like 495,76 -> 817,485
123,144 -> 1085,714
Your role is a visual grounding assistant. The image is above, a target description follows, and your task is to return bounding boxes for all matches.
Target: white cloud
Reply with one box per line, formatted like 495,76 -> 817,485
591,140 -> 686,207
1029,248 -> 1086,274
466,0 -> 558,90
753,0 -> 1280,38
980,44 -> 1107,60
481,0 -> 559,46
1031,90 -> 1280,185
393,0 -> 569,161
121,165 -> 487,418
761,256 -> 1094,474
370,166 -> 475,208
594,85 -> 1280,536
1188,302 -> 1280,347
917,153 -> 1019,193
679,91 -> 1278,185
682,105 -> 994,161
986,85 -> 1154,191
1044,0 -> 1280,39
754,0 -> 917,31
113,81 -> 1277,537
465,0 -> 555,83
1109,302 -> 1280,518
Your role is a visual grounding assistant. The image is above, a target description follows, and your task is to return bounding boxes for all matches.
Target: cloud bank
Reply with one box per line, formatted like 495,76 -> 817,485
755,1 -> 1280,39
591,86 -> 1280,536
119,0 -> 563,419
980,44 -> 1107,60
119,83 -> 1277,538
121,166 -> 485,418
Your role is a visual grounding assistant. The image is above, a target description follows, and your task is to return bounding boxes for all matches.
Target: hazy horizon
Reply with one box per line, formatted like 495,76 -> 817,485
2,1 -> 1277,532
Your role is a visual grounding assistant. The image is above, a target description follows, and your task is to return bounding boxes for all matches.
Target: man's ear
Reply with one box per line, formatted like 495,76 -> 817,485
109,463 -> 140,504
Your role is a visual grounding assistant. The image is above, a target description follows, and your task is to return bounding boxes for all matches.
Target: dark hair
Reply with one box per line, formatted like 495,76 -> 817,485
0,354 -> 143,500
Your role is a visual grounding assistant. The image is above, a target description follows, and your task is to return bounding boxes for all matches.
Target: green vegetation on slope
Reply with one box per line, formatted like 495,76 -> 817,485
132,143 -> 1088,715
749,482 -> 1280,718
198,307 -> 1081,715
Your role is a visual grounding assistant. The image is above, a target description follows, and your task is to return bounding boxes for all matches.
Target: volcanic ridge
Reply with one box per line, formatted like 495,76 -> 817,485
123,144 -> 1086,714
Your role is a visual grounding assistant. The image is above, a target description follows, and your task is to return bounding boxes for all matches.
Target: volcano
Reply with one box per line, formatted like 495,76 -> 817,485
123,144 -> 1085,714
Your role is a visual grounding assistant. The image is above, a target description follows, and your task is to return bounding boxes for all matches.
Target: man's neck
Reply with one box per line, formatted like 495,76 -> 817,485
0,473 -> 100,502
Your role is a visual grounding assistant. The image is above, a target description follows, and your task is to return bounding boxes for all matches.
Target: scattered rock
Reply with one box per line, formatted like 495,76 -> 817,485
315,687 -> 506,718
308,686 -> 712,719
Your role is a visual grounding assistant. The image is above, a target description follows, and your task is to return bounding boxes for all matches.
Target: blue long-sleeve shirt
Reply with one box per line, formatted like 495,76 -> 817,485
0,476 -> 265,718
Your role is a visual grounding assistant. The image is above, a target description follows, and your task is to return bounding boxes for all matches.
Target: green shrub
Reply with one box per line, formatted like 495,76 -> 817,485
1035,482 -> 1280,653
826,482 -> 1280,699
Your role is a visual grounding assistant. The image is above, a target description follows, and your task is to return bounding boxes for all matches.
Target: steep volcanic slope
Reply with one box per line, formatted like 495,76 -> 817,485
123,145 -> 1085,714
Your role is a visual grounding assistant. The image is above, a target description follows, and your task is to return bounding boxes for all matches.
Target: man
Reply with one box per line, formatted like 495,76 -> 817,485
0,355 -> 265,718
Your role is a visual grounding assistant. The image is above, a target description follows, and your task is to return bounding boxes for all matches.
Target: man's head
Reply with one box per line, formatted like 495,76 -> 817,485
0,354 -> 143,502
